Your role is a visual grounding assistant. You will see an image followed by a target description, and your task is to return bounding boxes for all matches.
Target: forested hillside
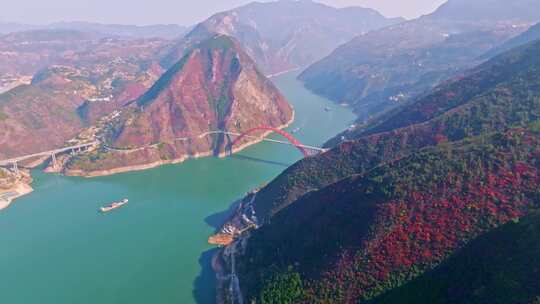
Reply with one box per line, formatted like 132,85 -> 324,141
232,36 -> 540,303
370,211 -> 540,304
250,39 -> 540,224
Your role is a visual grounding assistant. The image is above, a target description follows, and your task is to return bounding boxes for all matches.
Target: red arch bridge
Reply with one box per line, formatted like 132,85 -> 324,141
226,126 -> 326,157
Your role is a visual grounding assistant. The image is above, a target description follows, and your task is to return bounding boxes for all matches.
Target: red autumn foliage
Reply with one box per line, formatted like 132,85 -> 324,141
308,132 -> 540,303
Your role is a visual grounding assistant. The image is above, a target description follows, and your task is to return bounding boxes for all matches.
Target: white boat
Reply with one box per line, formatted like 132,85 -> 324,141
100,199 -> 128,213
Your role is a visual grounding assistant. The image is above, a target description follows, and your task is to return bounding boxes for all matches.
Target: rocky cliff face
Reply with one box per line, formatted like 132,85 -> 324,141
67,35 -> 293,174
160,0 -> 403,75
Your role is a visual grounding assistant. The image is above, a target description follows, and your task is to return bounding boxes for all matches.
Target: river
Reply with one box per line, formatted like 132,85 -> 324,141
0,71 -> 355,304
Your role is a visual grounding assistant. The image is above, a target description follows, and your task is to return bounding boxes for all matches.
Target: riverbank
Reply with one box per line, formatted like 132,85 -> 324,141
65,111 -> 295,178
0,183 -> 33,211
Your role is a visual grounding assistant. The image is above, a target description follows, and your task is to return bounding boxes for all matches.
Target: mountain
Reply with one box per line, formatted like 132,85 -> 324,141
236,38 -> 540,224
0,66 -> 95,158
237,129 -> 540,303
371,211 -> 540,304
0,22 -> 39,34
483,21 -> 540,58
0,22 -> 187,39
0,37 -> 164,159
160,0 -> 403,75
46,22 -> 187,39
65,35 -> 293,175
0,29 -> 168,79
0,29 -> 104,76
216,38 -> 540,303
299,0 -> 539,121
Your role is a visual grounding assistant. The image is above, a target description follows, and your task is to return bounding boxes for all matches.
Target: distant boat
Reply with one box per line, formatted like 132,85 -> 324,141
291,127 -> 301,134
324,107 -> 333,112
100,199 -> 128,213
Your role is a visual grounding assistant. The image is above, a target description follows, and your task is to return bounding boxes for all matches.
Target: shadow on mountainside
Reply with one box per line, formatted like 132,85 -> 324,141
204,198 -> 241,232
193,248 -> 219,304
230,154 -> 291,168
194,196 -> 243,304
194,152 -> 292,303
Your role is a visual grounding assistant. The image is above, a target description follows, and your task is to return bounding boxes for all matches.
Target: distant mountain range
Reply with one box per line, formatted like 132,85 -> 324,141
328,19 -> 540,144
483,21 -> 540,58
160,0 -> 404,75
299,0 -> 540,121
0,21 -> 187,39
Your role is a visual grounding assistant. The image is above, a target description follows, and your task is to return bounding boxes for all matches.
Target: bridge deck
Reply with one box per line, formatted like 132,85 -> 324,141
1,128 -> 325,167
0,142 -> 98,166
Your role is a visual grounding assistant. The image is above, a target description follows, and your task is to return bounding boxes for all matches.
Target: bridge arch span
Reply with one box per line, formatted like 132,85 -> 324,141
229,126 -> 309,157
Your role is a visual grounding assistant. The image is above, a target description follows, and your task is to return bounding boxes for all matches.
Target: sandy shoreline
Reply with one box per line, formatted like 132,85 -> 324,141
0,183 -> 34,211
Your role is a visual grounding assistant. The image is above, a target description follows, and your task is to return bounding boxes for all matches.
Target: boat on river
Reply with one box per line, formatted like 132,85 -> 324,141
100,199 -> 128,213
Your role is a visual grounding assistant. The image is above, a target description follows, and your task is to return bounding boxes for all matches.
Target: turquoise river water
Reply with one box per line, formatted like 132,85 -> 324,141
0,71 -> 355,304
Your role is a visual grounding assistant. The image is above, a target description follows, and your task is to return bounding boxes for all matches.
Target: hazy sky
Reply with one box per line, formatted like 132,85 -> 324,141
0,0 -> 448,26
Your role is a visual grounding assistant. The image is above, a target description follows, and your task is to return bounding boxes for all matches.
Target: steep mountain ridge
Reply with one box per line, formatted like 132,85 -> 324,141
237,128 -> 540,303
218,36 -> 540,303
246,39 -> 540,223
160,0 -> 403,75
66,35 -> 293,175
330,37 -> 540,143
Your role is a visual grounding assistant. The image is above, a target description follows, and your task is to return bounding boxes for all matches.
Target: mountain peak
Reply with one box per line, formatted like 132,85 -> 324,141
68,35 -> 293,173
160,1 -> 402,74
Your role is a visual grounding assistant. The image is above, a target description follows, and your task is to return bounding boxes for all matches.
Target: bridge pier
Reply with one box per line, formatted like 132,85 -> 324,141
0,141 -> 99,172
51,153 -> 58,168
12,161 -> 19,177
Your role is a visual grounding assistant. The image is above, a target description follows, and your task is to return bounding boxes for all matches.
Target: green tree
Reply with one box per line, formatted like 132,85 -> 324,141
259,268 -> 305,304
